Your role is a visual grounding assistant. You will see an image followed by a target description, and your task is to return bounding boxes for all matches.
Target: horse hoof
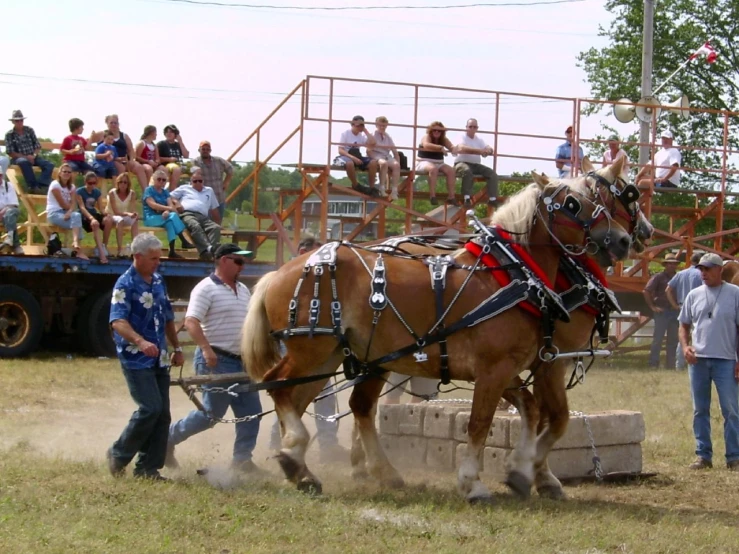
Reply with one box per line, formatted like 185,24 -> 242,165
467,493 -> 495,505
382,476 -> 405,490
352,469 -> 370,482
276,452 -> 303,482
537,485 -> 567,500
505,470 -> 532,500
297,478 -> 323,496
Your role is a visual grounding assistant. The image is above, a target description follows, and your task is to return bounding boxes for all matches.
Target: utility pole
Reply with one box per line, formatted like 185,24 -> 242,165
639,0 -> 655,166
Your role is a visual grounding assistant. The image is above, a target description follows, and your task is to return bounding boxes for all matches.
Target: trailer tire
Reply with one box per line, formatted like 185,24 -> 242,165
0,285 -> 44,357
87,291 -> 116,358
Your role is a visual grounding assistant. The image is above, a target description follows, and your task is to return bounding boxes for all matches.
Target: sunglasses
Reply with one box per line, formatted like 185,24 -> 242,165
60,170 -> 72,174
109,121 -> 119,124
225,256 -> 245,266
192,179 -> 203,183
431,130 -> 443,134
156,177 -> 167,182
86,181 -> 98,185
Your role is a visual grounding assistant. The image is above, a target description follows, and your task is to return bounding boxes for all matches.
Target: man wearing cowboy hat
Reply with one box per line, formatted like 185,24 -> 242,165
4,110 -> 55,194
644,252 -> 681,369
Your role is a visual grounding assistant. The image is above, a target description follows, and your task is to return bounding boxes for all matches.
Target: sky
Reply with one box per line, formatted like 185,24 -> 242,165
0,0 -> 630,177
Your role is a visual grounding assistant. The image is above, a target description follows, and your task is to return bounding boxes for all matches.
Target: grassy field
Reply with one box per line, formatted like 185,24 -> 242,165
2,352 -> 739,553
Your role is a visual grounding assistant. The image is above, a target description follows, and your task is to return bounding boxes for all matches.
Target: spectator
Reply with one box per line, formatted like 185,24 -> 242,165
416,121 -> 458,206
105,173 -> 140,258
269,237 -> 348,462
368,116 -> 401,201
60,118 -> 94,174
46,163 -> 86,259
106,233 -> 185,481
454,118 -> 499,208
135,125 -> 162,177
637,129 -> 681,192
89,114 -> 151,193
678,253 -> 739,471
602,134 -> 630,175
193,140 -> 233,220
644,253 -> 681,369
142,169 -> 189,259
93,131 -> 119,179
383,373 -> 438,405
336,115 -> 378,197
4,110 -> 54,193
167,244 -> 264,475
555,125 -> 584,178
170,170 -> 221,261
76,172 -> 112,264
0,158 -> 23,254
667,252 -> 704,370
157,124 -> 189,191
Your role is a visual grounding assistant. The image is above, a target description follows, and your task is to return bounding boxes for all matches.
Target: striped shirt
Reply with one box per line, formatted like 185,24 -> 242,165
193,156 -> 233,204
186,274 -> 250,355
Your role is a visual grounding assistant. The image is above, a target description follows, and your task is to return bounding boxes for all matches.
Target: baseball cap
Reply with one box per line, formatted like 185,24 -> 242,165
660,129 -> 674,139
696,253 -> 723,268
352,115 -> 365,124
565,126 -> 573,134
607,134 -> 620,142
662,252 -> 680,264
199,140 -> 211,148
214,243 -> 253,259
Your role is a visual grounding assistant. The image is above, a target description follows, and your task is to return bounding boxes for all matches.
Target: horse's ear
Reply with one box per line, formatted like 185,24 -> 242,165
609,154 -> 625,177
582,157 -> 594,173
532,171 -> 549,186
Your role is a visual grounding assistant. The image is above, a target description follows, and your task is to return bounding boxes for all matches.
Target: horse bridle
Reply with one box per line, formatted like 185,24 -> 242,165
587,171 -> 642,239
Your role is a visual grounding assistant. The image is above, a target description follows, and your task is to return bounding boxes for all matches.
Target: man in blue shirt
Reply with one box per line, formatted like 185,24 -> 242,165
107,233 -> 185,480
667,252 -> 704,369
555,126 -> 584,178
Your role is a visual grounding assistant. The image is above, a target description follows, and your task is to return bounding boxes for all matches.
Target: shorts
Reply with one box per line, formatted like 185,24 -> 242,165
415,160 -> 445,174
165,162 -> 181,173
94,166 -> 118,179
110,214 -> 136,226
82,211 -> 105,233
336,155 -> 373,170
67,160 -> 94,174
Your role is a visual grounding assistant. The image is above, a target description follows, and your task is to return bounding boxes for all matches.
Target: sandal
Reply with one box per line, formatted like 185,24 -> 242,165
74,247 -> 90,261
429,196 -> 439,206
446,197 -> 460,207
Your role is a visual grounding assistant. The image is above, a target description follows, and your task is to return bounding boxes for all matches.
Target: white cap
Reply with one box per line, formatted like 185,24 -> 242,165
661,129 -> 674,139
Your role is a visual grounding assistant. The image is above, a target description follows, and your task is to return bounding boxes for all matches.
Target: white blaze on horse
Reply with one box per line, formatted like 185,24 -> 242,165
242,159 -> 634,503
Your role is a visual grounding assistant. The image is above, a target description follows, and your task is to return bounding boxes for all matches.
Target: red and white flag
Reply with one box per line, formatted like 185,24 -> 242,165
689,41 -> 718,64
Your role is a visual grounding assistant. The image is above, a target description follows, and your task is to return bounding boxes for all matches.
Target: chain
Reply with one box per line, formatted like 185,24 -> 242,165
207,412 -> 269,424
571,410 -> 603,481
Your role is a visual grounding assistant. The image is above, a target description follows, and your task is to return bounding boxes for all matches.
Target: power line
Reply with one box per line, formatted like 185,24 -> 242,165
156,0 -> 585,9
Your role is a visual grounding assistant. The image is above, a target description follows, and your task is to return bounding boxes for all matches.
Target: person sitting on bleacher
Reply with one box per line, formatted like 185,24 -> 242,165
637,129 -> 681,194
157,125 -> 189,191
89,115 -> 151,193
46,163 -> 87,259
93,131 -> 119,179
60,118 -> 94,174
5,110 -> 54,194
142,169 -> 189,259
369,116 -> 401,201
170,169 -> 221,261
416,121 -> 458,206
135,126 -> 163,179
76,172 -> 112,264
105,173 -> 139,258
454,118 -> 499,208
336,115 -> 378,197
0,157 -> 23,255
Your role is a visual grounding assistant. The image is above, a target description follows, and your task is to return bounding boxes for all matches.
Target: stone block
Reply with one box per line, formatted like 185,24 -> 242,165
378,404 -> 401,435
426,438 -> 456,471
397,404 -> 425,436
452,412 -> 510,448
381,434 -> 427,467
423,405 -> 458,439
547,443 -> 642,479
508,410 -> 645,451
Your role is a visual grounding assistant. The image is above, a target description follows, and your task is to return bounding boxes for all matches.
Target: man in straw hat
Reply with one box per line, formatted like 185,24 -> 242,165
678,253 -> 739,471
644,252 -> 681,369
4,110 -> 55,194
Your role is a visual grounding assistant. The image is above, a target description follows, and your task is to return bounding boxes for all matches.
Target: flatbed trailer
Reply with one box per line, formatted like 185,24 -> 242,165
0,254 -> 274,358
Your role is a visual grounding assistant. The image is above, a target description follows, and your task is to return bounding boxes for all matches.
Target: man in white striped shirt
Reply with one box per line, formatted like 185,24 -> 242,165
166,243 -> 263,473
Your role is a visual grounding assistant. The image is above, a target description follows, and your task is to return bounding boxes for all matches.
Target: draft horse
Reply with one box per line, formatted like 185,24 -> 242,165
242,176 -> 633,503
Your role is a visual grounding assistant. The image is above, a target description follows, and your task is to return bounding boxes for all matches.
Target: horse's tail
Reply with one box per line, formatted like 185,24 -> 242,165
242,271 -> 281,382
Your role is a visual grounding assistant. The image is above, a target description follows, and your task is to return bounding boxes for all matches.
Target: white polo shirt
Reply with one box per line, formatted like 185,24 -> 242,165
170,184 -> 219,217
455,134 -> 488,164
654,147 -> 681,186
186,274 -> 251,356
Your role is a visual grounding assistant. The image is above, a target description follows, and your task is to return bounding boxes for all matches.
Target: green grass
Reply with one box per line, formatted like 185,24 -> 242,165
2,353 -> 739,552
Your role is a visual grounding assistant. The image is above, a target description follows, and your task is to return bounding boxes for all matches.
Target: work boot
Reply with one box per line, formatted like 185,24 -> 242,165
106,447 -> 126,478
727,460 -> 739,471
164,442 -> 179,469
133,471 -> 170,482
688,457 -> 712,470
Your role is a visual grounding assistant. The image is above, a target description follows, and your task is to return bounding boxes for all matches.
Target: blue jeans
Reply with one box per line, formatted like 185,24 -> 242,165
1,206 -> 20,247
649,310 -> 679,368
111,364 -> 171,476
169,348 -> 262,462
269,378 -> 340,450
68,160 -> 95,174
47,209 -> 82,230
14,156 -> 54,189
689,357 -> 739,463
144,213 -> 186,243
218,203 -> 226,222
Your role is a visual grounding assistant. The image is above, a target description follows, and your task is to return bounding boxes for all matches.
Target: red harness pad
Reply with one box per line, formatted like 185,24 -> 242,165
464,227 -> 554,318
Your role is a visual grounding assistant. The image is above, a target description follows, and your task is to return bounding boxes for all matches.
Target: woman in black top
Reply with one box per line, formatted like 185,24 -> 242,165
416,121 -> 458,206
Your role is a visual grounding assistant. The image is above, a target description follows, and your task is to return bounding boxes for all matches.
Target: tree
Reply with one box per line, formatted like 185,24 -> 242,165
577,0 -> 739,196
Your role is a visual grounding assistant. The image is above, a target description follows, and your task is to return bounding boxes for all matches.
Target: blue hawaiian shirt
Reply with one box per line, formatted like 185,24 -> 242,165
109,265 -> 175,370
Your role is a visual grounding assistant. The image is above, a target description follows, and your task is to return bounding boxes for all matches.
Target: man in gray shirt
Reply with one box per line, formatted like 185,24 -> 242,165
678,253 -> 739,471
667,252 -> 704,369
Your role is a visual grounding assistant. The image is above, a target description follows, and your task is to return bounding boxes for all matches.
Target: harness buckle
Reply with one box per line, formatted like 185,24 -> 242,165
314,265 -> 324,276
